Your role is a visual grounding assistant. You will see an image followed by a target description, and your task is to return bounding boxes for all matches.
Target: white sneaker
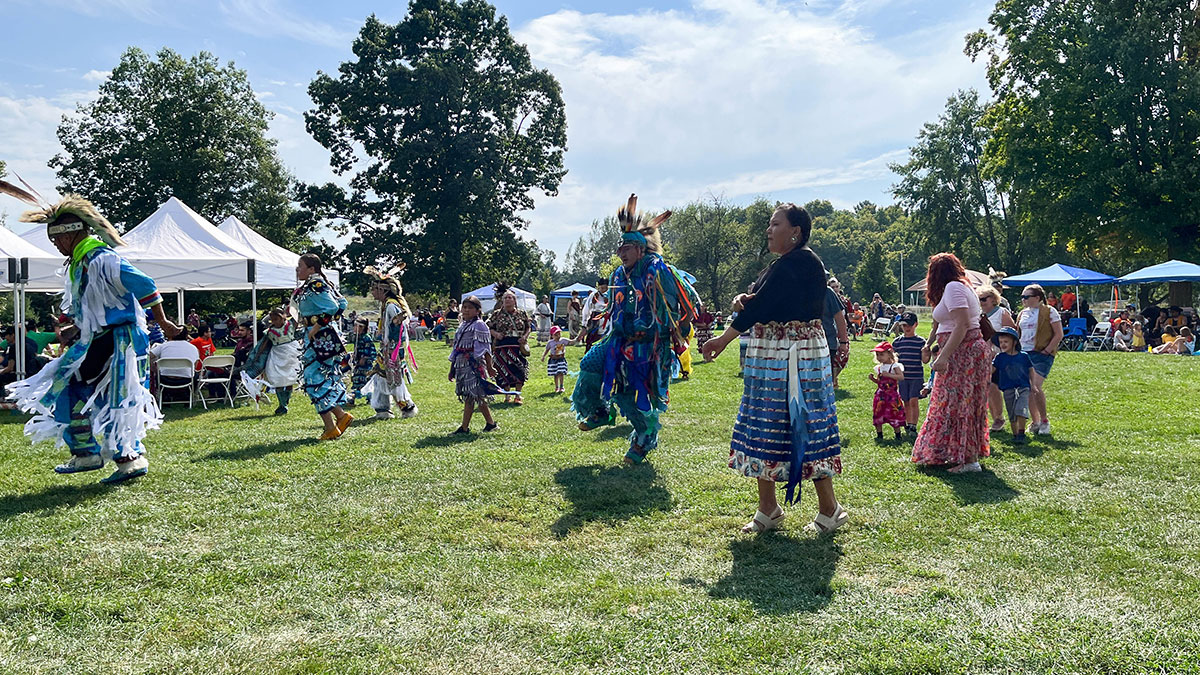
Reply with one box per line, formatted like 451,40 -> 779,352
374,410 -> 395,421
948,462 -> 982,473
100,455 -> 148,484
1035,421 -> 1052,435
400,404 -> 419,419
54,454 -> 104,474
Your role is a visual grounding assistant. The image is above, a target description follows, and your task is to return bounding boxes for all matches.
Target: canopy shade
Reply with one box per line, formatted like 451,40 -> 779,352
1116,260 -> 1200,285
551,283 -> 597,315
1001,263 -> 1115,287
218,215 -> 338,287
462,284 -> 537,314
0,226 -> 63,292
905,268 -> 992,293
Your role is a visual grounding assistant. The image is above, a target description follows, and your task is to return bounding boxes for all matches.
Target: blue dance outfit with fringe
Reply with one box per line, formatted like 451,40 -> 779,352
293,276 -> 349,415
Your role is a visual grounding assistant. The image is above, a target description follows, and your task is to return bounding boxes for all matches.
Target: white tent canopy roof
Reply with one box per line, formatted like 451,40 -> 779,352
0,226 -> 62,292
218,215 -> 337,287
463,284 -> 537,314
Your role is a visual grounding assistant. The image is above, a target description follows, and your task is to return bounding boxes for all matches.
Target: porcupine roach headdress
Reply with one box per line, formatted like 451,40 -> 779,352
493,281 -> 513,299
364,264 -> 411,315
18,194 -> 126,247
617,193 -> 669,255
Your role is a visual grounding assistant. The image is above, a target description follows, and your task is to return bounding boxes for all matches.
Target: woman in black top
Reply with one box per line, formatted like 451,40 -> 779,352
702,204 -> 847,534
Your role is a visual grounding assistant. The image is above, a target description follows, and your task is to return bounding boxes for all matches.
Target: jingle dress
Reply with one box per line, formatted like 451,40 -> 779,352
728,246 -> 842,503
292,276 -> 349,415
487,308 -> 530,392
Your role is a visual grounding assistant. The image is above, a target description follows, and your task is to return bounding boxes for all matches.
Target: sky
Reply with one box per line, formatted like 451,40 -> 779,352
0,0 -> 994,263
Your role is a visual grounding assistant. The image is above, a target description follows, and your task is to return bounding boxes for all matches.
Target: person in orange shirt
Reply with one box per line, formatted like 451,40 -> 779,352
189,323 -> 217,371
1060,290 -> 1076,313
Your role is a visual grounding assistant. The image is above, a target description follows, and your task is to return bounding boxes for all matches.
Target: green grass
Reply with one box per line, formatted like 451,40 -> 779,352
1,340 -> 1198,674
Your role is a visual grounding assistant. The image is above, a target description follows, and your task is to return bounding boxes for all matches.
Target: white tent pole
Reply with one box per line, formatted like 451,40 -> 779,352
12,283 -> 22,380
177,290 -> 184,324
252,281 -> 259,344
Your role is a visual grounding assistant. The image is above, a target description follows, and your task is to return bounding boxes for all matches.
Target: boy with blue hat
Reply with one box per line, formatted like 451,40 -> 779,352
992,326 -> 1035,444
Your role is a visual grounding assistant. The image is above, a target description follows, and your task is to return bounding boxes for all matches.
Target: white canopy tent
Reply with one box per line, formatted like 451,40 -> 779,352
218,215 -> 339,287
463,284 -> 537,314
1,226 -> 66,379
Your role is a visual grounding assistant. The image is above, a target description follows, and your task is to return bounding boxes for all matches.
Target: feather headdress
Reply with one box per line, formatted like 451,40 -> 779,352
19,194 -> 125,247
617,193 -> 668,254
364,263 -> 410,314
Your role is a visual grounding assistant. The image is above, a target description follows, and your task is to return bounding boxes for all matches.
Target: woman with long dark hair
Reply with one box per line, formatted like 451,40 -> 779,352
702,204 -> 846,534
912,253 -> 990,472
293,253 -> 353,440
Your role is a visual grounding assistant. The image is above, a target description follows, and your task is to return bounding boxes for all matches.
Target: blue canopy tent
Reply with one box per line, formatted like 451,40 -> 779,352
550,283 -> 596,317
1115,260 -> 1200,285
1000,263 -> 1116,287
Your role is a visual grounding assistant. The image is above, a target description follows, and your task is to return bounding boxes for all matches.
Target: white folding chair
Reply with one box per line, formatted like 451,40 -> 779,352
197,355 -> 236,409
155,358 -> 196,409
871,317 -> 892,339
1083,322 -> 1112,351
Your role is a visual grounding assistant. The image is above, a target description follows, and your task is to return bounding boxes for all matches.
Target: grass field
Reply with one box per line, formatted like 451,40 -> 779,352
1,339 -> 1198,674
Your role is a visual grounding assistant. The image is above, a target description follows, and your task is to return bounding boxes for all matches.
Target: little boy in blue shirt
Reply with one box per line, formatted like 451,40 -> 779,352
992,326 -> 1035,444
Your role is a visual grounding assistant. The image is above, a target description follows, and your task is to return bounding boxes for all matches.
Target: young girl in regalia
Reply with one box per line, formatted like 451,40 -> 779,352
449,296 -> 507,434
292,254 -> 353,440
363,265 -> 418,420
241,307 -> 302,415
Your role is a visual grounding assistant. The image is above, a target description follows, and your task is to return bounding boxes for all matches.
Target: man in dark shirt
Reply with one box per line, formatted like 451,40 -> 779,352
0,325 -> 41,386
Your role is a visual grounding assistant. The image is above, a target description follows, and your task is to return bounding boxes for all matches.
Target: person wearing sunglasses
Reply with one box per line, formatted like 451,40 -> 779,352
1016,284 -> 1063,435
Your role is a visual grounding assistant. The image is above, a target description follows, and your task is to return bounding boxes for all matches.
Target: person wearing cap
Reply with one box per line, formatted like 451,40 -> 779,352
891,312 -> 928,437
1016,284 -> 1063,435
992,326 -> 1035,444
869,341 -> 907,441
571,194 -> 699,465
7,195 -> 180,484
978,286 -> 1017,433
541,325 -> 571,394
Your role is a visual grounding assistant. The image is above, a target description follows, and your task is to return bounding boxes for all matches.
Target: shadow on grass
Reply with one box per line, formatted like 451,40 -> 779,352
195,437 -> 321,462
594,425 -> 634,442
551,463 -> 671,538
413,431 -> 485,448
919,466 -> 1019,504
696,533 -> 843,614
834,389 -> 855,401
0,482 -> 112,520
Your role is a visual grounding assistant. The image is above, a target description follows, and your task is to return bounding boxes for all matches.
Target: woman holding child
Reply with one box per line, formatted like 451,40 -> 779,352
912,253 -> 991,473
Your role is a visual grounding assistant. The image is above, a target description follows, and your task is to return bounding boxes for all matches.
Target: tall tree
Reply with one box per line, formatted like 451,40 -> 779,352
854,240 -> 897,303
666,194 -> 757,311
891,90 -> 1026,274
51,47 -> 300,245
563,216 -> 622,282
303,0 -> 568,299
967,0 -> 1200,304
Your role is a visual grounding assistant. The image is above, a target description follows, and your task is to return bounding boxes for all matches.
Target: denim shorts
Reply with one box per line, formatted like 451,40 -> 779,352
1028,351 -> 1054,379
898,378 -> 923,401
1003,386 -> 1031,420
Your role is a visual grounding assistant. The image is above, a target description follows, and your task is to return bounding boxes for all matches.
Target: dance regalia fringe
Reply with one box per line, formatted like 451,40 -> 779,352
292,277 -> 350,415
365,297 -> 415,409
6,240 -> 162,462
729,320 -> 842,504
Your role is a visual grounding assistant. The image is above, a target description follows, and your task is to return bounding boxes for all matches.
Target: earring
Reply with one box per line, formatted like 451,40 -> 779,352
791,237 -> 797,242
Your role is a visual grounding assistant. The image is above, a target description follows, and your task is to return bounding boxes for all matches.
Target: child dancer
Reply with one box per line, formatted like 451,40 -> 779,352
349,318 -> 377,406
541,325 -> 570,393
992,326 -> 1035,444
870,341 -> 907,440
241,307 -> 303,415
449,296 -> 504,434
891,312 -> 928,437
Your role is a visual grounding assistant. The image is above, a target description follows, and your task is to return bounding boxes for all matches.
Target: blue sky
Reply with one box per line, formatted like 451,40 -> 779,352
1,0 -> 993,261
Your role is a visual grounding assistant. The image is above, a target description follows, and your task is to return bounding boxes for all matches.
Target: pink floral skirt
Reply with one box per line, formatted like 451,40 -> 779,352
912,330 -> 991,466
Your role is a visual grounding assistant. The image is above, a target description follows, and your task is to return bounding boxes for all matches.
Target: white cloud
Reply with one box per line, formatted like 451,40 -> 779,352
217,0 -> 355,47
82,70 -> 111,83
513,0 -> 989,257
0,95 -> 72,206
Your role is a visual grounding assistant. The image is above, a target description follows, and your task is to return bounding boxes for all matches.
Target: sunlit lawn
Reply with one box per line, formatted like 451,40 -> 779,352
0,339 -> 1197,673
